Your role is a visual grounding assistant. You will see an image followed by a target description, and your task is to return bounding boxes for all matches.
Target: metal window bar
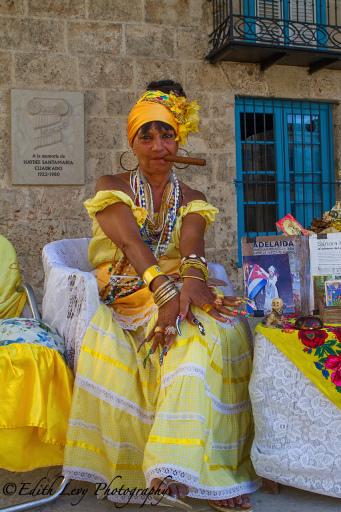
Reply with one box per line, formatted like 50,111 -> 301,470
208,0 -> 341,52
235,96 -> 338,242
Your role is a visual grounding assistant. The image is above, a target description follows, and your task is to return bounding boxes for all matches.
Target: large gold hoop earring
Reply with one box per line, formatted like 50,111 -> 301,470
173,148 -> 190,169
119,150 -> 138,172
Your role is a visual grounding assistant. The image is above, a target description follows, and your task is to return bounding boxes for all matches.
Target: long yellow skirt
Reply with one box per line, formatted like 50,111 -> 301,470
63,304 -> 260,503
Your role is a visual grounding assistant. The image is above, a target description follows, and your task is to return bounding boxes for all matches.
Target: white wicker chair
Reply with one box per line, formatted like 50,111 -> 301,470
42,238 -> 237,372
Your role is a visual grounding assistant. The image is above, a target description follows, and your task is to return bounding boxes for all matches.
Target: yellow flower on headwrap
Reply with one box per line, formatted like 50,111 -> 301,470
128,90 -> 200,146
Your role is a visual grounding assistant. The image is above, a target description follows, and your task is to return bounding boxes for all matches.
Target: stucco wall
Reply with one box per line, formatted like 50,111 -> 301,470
0,0 -> 340,300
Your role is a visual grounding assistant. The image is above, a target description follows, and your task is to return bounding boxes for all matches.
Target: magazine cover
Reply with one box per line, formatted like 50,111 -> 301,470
243,254 -> 295,315
242,235 -> 310,315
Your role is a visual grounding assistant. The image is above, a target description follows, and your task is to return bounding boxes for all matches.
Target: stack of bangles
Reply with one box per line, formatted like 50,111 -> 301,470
179,254 -> 208,282
142,265 -> 178,308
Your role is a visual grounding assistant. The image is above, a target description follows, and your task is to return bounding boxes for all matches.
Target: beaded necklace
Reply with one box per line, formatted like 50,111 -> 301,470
100,169 -> 180,306
130,168 -> 180,258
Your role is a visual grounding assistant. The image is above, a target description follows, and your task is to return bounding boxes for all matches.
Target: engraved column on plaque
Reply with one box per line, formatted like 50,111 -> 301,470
11,89 -> 85,185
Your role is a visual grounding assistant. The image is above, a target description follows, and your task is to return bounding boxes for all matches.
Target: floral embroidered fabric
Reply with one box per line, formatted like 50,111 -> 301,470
0,318 -> 66,357
255,322 -> 341,409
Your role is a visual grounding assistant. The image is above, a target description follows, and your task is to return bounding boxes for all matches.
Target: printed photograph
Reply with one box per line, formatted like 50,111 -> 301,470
325,280 -> 341,307
243,254 -> 295,315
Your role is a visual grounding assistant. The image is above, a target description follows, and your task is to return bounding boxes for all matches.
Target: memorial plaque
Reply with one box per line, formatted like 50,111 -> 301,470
11,89 -> 84,185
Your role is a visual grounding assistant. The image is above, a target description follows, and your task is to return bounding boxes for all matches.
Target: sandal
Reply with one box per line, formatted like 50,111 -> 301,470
208,500 -> 253,512
149,492 -> 192,510
149,478 -> 192,510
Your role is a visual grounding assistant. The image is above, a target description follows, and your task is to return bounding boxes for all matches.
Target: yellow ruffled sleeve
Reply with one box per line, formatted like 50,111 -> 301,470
178,200 -> 219,228
85,190 -> 148,268
84,190 -> 147,227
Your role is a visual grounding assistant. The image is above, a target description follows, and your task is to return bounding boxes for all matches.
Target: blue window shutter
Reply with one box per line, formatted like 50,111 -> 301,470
235,97 -> 335,266
244,0 -> 256,40
245,1 -> 327,47
235,100 -> 245,264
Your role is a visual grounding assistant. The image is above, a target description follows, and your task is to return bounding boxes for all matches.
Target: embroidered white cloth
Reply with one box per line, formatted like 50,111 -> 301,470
249,332 -> 341,498
42,238 -> 99,372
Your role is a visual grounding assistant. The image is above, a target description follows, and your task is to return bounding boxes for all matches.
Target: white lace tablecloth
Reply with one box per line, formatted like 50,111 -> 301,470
249,331 -> 341,499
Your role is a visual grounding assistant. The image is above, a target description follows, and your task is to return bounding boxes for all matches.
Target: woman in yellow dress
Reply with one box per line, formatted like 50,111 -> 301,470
63,80 -> 259,511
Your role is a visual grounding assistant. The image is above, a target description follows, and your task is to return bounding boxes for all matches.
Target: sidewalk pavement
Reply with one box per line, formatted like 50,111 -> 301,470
0,469 -> 340,512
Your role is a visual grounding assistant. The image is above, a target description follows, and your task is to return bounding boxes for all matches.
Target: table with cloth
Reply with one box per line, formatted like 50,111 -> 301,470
249,321 -> 341,499
0,234 -> 74,472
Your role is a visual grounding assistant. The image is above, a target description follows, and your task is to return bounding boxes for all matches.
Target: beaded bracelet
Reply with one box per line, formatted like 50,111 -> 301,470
180,254 -> 207,265
180,260 -> 209,281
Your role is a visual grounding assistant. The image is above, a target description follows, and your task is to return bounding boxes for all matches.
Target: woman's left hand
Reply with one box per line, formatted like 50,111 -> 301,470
179,279 -> 245,323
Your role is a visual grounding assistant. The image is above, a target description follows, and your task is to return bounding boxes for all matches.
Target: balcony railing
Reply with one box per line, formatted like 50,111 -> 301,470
207,1 -> 341,72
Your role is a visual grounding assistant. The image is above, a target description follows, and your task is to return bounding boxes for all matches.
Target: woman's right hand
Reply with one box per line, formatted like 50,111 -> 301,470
142,293 -> 180,356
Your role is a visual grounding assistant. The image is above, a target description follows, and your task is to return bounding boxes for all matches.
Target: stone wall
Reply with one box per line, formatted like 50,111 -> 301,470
0,0 -> 340,300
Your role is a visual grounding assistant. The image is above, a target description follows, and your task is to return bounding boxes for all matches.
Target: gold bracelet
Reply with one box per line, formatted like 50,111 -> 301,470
157,295 -> 178,309
154,286 -> 176,303
182,275 -> 206,282
153,281 -> 176,301
154,285 -> 177,302
154,289 -> 177,306
180,259 -> 208,273
156,289 -> 178,308
153,279 -> 171,295
142,265 -> 165,289
180,261 -> 208,281
153,279 -> 173,296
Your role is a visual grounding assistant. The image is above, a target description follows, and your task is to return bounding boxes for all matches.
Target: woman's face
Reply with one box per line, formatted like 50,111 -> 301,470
132,122 -> 178,175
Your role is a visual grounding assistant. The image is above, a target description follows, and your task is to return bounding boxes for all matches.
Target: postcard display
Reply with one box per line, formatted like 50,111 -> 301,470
309,233 -> 341,319
242,235 -> 310,316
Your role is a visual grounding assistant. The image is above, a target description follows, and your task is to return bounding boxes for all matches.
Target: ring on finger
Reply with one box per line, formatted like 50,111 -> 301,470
214,297 -> 223,307
202,303 -> 213,313
164,325 -> 177,336
154,326 -> 164,334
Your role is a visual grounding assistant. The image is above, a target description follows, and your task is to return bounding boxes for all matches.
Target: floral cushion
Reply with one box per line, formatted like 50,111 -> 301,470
0,318 -> 66,357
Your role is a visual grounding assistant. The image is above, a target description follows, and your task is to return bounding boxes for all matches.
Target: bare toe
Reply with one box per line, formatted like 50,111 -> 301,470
241,494 -> 251,508
167,482 -> 188,499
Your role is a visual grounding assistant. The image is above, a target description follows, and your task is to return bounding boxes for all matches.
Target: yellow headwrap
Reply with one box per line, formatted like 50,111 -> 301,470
127,90 -> 200,146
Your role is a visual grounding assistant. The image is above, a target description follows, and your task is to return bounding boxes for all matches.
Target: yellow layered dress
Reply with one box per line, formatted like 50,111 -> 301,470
63,190 -> 259,503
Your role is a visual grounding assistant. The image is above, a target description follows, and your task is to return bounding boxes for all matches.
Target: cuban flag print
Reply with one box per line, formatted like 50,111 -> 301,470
247,264 -> 268,300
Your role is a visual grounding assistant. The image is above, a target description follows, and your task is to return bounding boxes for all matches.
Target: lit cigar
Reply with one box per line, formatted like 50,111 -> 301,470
164,155 -> 206,166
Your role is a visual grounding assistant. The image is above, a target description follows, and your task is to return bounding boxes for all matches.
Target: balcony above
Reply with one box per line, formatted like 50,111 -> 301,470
206,1 -> 341,73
